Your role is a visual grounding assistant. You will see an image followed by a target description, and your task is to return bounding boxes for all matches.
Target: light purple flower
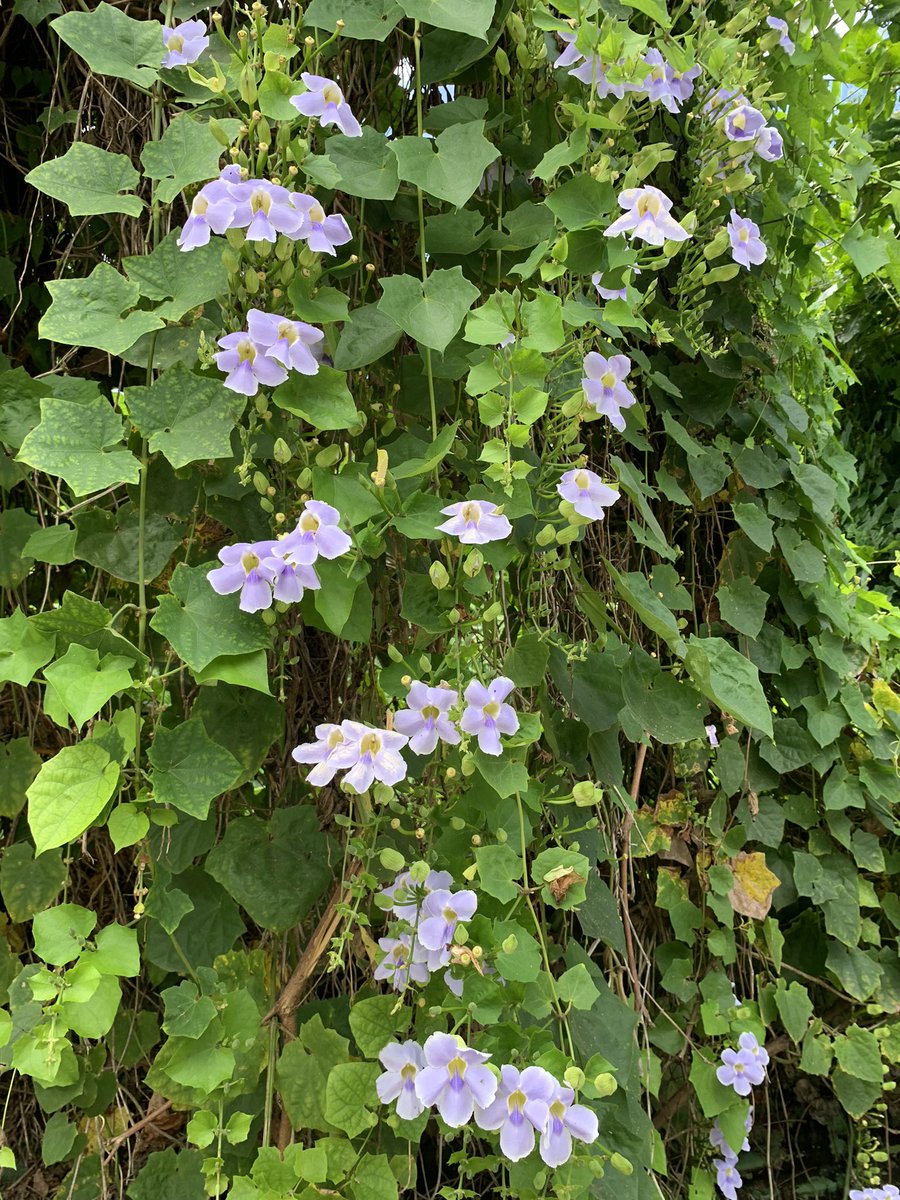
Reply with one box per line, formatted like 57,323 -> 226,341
738,1031 -> 769,1072
640,50 -> 700,113
475,1065 -> 556,1162
291,722 -> 352,786
460,677 -> 518,756
161,19 -> 208,68
498,331 -> 516,348
754,125 -> 784,161
436,500 -> 512,545
592,271 -> 627,302
668,62 -> 702,105
715,1158 -> 742,1200
414,1032 -> 497,1127
215,332 -> 288,396
727,210 -> 767,271
554,30 -> 584,70
293,195 -> 353,256
374,935 -> 430,991
883,1188 -> 900,1200
569,56 -> 635,99
604,186 -> 691,246
380,868 -> 454,922
377,1041 -> 427,1120
229,180 -> 303,243
207,542 -> 275,613
766,16 -> 795,54
280,501 -> 352,566
417,889 -> 478,952
706,724 -> 719,748
393,682 -> 460,755
724,104 -> 767,143
557,468 -> 620,521
258,542 -> 320,605
246,310 -> 323,375
177,183 -> 236,251
716,1044 -> 765,1096
327,720 -> 409,794
582,352 -> 637,432
538,1083 -> 599,1168
290,73 -> 363,138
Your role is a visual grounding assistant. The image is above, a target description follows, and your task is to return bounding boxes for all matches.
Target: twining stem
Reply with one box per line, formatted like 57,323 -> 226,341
413,21 -> 438,444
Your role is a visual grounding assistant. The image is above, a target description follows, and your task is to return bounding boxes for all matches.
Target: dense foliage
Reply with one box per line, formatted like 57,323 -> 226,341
0,1 -> 899,1198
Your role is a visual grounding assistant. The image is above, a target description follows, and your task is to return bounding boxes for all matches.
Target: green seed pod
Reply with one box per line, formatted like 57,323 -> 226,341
386,644 -> 403,663
296,466 -> 312,489
429,561 -> 450,589
239,63 -> 258,105
482,601 -> 502,622
561,394 -> 584,417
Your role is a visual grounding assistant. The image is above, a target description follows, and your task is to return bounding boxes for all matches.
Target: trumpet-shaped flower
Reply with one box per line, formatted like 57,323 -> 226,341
330,720 -> 410,794
737,1031 -> 769,1072
724,104 -> 767,143
246,310 -> 324,375
754,125 -> 784,161
582,352 -> 637,431
207,542 -> 276,612
604,186 -> 690,246
215,332 -> 288,396
716,1039 -> 766,1095
293,195 -> 353,256
766,15 -> 795,54
291,722 -> 352,786
280,501 -> 352,566
727,210 -> 767,270
557,468 -> 620,521
376,1041 -> 427,1120
177,184 -> 236,251
475,1065 -> 557,1162
417,888 -> 477,951
258,542 -> 321,605
554,31 -> 584,70
162,19 -> 208,68
460,677 -> 518,756
706,724 -> 720,748
715,1158 -> 742,1200
437,500 -> 512,544
381,868 -> 454,922
393,682 -> 460,755
640,50 -> 699,113
230,180 -> 303,243
373,935 -> 430,990
538,1083 -> 599,1167
414,1032 -> 497,1127
668,62 -> 702,105
291,74 -> 362,138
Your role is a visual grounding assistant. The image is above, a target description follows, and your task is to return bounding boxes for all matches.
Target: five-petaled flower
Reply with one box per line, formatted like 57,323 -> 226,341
460,677 -> 519,756
416,887 -> 478,952
727,210 -> 767,270
214,332 -> 287,396
716,1034 -> 767,1096
604,186 -> 691,246
377,1041 -> 427,1119
291,722 -> 352,786
582,352 -> 637,432
230,180 -> 303,243
246,310 -> 323,375
207,542 -> 276,612
373,935 -> 430,991
557,468 -> 620,521
538,1082 -> 600,1167
393,682 -> 461,755
754,126 -> 784,161
290,73 -> 363,138
293,195 -> 353,256
766,15 -> 795,54
437,500 -> 512,545
414,1032 -> 497,1127
161,18 -> 208,68
280,501 -> 353,565
724,104 -> 768,143
475,1065 -> 556,1162
715,1157 -> 742,1200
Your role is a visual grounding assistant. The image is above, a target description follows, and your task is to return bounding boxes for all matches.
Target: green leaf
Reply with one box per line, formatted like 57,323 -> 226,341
27,743 -> 120,855
107,803 -> 150,853
833,1024 -> 883,1083
475,843 -> 523,902
473,750 -> 529,799
141,116 -> 239,204
379,268 -> 480,353
349,1153 -> 399,1200
150,562 -> 272,673
127,365 -> 244,467
276,1014 -> 350,1133
684,636 -> 773,737
531,847 -> 590,910
25,143 -> 142,218
0,737 -> 42,818
0,844 -> 67,924
0,610 -> 55,687
731,500 -> 774,552
327,127 -> 400,199
162,981 -> 218,1039
832,1067 -> 882,1118
288,282 -> 350,325
194,649 -> 272,694
334,303 -> 403,370
503,631 -> 549,687
128,1150 -> 206,1200
841,228 -> 891,279
42,644 -> 134,728
398,0 -> 494,38
38,263 -> 164,355
41,1112 -> 81,1167
390,123 -> 499,210
206,806 -> 332,930
716,577 -> 767,639
773,980 -> 813,1044
73,503 -> 181,584
545,174 -> 614,231
304,0 -> 404,41
123,234 -> 228,323
148,718 -> 241,819
324,1062 -> 381,1137
144,867 -> 244,973
32,903 -> 96,965
18,395 -> 141,496
607,564 -> 685,652
348,996 -> 409,1058
22,524 -> 77,566
776,526 -> 825,583
622,650 -> 706,744
258,69 -> 302,121
390,422 -> 458,480
90,923 -> 140,976
558,963 -> 600,1011
272,366 -> 359,430
622,0 -> 671,29
51,3 -> 163,86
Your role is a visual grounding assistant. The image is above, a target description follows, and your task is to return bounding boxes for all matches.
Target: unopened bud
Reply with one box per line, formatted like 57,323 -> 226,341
564,1067 -> 585,1090
593,1072 -> 617,1096
610,1153 -> 633,1176
463,548 -> 483,577
379,847 -> 405,872
429,561 -> 450,589
501,934 -> 518,955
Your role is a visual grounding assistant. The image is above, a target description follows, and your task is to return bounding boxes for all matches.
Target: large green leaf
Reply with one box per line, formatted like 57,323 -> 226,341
25,143 -> 142,218
326,127 -> 399,200
684,636 -> 773,737
276,1015 -> 350,1133
148,718 -> 241,819
390,122 -> 499,209
123,235 -> 228,324
378,267 -> 480,353
17,395 -> 141,496
0,610 -> 55,687
304,0 -> 403,40
51,3 -> 163,87
126,365 -> 244,467
72,503 -> 181,583
271,366 -> 359,430
398,0 -> 494,38
42,644 -> 134,728
149,562 -> 272,673
27,742 -> 120,855
333,304 -> 403,370
0,737 -> 42,819
0,844 -> 67,924
140,116 -> 241,205
39,262 -> 164,355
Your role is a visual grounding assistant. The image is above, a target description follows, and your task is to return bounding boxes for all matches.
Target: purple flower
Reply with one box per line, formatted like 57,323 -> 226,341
437,500 -> 512,544
668,62 -> 702,105
381,868 -> 453,922
177,183 -> 236,251
290,73 -> 363,138
604,186 -> 691,246
706,724 -> 719,748
538,1083 -> 599,1168
293,195 -> 353,256
716,1043 -> 765,1096
327,720 -> 410,794
280,501 -> 352,566
258,542 -> 320,604
569,57 -> 634,99
374,935 -> 430,990
475,1065 -> 556,1162
737,1031 -> 769,1072
417,888 -> 478,952
592,267 -> 640,302
377,1041 -> 427,1120
582,352 -> 637,432
557,468 -> 620,521
414,1032 -> 497,1127
246,310 -> 324,375
640,50 -> 684,113
215,332 -> 288,396
229,180 -> 303,243
554,30 -> 584,70
393,682 -> 460,755
727,210 -> 767,271
161,19 -> 208,68
715,1158 -> 742,1200
766,16 -> 795,54
724,104 -> 768,143
460,677 -> 518,757
291,722 -> 352,786
754,125 -> 784,161
207,542 -> 275,613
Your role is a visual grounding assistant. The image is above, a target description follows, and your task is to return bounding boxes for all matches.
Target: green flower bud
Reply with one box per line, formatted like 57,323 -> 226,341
315,444 -> 342,468
409,860 -> 431,883
296,467 -> 312,490
207,117 -> 233,147
379,847 -> 405,872
482,601 -> 502,622
564,1066 -> 585,1090
429,561 -> 450,589
610,1153 -> 633,1176
593,1072 -> 617,1096
495,47 -> 511,76
463,548 -> 484,577
244,266 -> 260,295
252,471 -> 269,495
536,523 -> 557,546
572,781 -> 595,806
460,753 -> 476,777
273,438 -> 291,464
386,644 -> 403,663
501,933 -> 518,954
561,394 -> 584,418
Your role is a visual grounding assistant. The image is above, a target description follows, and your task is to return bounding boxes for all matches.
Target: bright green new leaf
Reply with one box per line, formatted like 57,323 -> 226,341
127,365 -> 245,467
558,963 -> 600,1011
148,718 -> 241,819
0,609 -> 55,687
38,263 -> 164,355
390,123 -> 499,210
140,116 -> 241,204
90,923 -> 140,976
25,143 -> 142,218
32,902 -> 96,965
106,803 -> 150,853
272,366 -> 359,430
379,268 -> 480,353
774,980 -> 813,1044
27,742 -> 120,855
22,524 -> 77,566
42,644 -> 134,728
398,0 -> 494,38
51,3 -> 163,86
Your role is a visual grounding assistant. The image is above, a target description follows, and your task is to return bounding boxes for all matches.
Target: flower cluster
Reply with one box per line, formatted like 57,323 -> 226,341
292,720 -> 409,792
207,500 -> 351,612
377,1033 -> 599,1168
177,167 -> 352,256
850,1188 -> 900,1200
639,49 -> 702,113
716,1031 -> 769,1097
215,309 -> 324,395
556,35 -> 701,112
720,98 -> 784,163
710,1109 -> 752,1200
161,19 -> 208,69
375,870 -> 476,996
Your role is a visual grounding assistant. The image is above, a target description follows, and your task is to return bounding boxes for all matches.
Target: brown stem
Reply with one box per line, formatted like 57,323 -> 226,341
102,1100 -> 173,1164
620,741 -> 648,1016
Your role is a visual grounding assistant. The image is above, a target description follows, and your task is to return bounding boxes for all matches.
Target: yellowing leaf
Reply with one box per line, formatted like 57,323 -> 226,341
728,851 -> 780,920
